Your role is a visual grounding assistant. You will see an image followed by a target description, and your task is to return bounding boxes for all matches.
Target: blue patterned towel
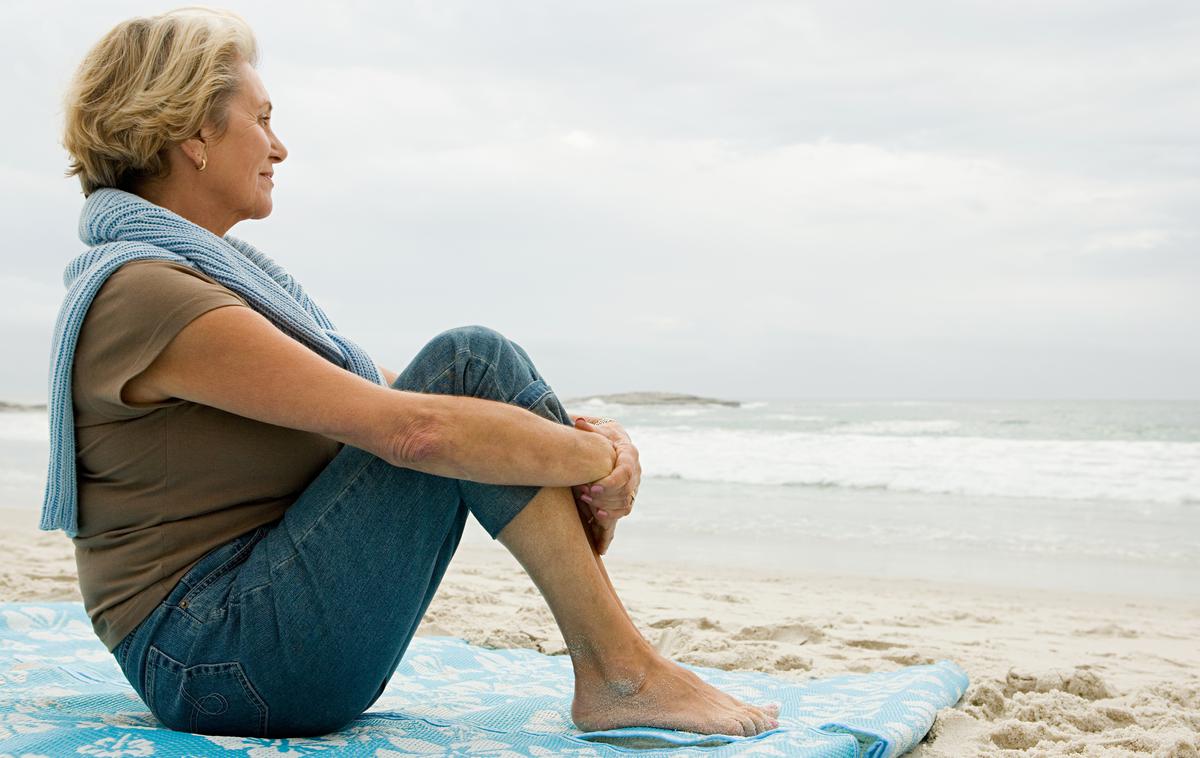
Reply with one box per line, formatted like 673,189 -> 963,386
0,602 -> 967,756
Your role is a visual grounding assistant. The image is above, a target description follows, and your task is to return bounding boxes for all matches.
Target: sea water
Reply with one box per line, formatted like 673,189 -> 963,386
5,400 -> 1198,598
566,399 -> 1200,599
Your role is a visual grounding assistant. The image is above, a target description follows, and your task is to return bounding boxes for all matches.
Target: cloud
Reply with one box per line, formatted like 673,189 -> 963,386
0,1 -> 1197,400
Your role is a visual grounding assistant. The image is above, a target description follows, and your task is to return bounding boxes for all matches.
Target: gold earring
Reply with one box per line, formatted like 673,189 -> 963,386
198,154 -> 208,172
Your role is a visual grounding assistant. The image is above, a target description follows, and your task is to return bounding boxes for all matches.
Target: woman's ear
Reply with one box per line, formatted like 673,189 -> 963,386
179,127 -> 211,169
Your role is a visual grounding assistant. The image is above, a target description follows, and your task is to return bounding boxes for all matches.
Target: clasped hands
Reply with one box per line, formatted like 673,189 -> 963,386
571,417 -> 641,556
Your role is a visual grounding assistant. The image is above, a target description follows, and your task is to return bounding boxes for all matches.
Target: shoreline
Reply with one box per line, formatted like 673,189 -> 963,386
3,506 -> 1198,755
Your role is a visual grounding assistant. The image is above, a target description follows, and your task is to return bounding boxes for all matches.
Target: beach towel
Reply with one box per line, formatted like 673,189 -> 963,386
0,602 -> 968,757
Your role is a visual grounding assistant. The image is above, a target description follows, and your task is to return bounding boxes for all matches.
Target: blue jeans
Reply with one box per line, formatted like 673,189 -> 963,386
111,325 -> 572,737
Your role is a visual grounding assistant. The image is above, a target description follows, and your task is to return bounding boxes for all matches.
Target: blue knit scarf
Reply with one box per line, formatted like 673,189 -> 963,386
40,187 -> 384,537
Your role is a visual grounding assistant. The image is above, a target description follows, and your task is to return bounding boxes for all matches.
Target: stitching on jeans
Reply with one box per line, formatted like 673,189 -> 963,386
229,583 -> 270,602
145,653 -> 155,712
420,350 -> 499,395
532,389 -> 554,411
226,662 -> 269,735
420,361 -> 456,393
178,533 -> 262,610
456,344 -> 499,373
179,660 -> 269,736
513,379 -> 551,409
271,451 -> 376,571
456,346 -> 501,396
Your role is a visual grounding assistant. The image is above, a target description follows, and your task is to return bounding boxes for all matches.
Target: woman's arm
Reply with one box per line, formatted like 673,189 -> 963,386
124,305 -> 616,487
378,365 -> 399,385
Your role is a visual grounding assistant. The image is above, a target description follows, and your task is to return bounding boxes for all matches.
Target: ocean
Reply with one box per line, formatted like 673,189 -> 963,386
5,400 -> 1198,598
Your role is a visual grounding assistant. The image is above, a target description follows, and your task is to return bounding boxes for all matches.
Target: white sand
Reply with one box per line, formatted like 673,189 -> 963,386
3,505 -> 1197,756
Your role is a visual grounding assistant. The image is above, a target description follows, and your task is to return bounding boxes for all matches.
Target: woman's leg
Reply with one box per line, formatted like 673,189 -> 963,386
500,338 -> 778,734
419,327 -> 775,735
497,485 -> 777,736
157,325 -> 771,738
422,327 -> 774,735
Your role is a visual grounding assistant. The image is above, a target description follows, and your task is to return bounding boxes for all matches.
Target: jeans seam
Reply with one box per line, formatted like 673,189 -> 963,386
419,350 -> 501,395
273,452 -> 377,570
460,346 -> 497,383
513,379 -> 552,411
420,362 -> 456,393
178,533 -> 264,613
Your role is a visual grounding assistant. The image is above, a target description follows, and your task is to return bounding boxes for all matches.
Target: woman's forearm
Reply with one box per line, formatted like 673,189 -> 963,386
380,390 -> 617,486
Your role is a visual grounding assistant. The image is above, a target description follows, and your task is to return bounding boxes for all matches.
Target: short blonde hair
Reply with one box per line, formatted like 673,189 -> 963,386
62,6 -> 258,197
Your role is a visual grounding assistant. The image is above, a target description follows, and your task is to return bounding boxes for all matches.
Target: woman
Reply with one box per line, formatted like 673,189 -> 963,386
49,6 -> 778,739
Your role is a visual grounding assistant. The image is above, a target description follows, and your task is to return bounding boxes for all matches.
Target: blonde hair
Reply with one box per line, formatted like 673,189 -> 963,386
61,6 -> 258,197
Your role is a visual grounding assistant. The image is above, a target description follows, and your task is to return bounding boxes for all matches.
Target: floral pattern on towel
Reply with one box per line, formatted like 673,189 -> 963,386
0,602 -> 967,757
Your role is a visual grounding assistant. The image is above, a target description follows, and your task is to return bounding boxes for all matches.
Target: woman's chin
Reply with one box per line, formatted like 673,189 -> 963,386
252,200 -> 274,220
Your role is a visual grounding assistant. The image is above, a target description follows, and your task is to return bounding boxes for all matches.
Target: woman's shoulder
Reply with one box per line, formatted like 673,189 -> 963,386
74,259 -> 250,421
99,259 -> 249,307
94,257 -> 253,311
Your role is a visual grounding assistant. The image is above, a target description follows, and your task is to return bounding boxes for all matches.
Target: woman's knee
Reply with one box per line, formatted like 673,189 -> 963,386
431,324 -> 507,356
395,325 -> 506,392
413,325 -> 559,416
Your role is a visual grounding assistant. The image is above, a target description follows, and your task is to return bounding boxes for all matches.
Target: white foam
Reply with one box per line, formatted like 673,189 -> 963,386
0,412 -> 48,442
629,426 -> 1200,504
664,408 -> 708,417
831,419 -> 962,435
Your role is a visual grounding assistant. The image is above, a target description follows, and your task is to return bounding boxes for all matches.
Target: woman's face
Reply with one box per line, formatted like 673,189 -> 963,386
198,59 -> 287,226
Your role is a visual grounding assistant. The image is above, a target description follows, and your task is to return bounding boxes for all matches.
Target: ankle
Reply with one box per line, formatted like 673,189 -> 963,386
569,635 -> 659,691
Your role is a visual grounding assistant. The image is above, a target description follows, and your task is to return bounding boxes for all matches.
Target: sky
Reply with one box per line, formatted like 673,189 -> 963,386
2,0 -> 1197,402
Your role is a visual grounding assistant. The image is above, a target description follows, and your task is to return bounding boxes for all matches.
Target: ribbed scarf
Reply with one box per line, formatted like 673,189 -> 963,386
40,187 -> 384,537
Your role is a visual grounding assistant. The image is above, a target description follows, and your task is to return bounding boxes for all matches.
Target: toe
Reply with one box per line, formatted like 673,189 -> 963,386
757,705 -> 779,730
736,711 -> 758,736
720,717 -> 744,737
746,708 -> 768,735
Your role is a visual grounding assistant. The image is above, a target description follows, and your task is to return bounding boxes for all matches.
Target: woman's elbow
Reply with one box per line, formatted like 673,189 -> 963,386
388,411 -> 446,468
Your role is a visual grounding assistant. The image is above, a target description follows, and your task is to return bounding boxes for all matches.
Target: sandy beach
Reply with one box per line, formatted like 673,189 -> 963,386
2,505 -> 1196,756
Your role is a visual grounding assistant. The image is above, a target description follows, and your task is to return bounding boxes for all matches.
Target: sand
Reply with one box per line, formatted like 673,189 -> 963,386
2,505 -> 1197,756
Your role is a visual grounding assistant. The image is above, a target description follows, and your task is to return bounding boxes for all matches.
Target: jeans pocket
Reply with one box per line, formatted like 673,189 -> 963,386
145,645 -> 268,737
177,527 -> 270,622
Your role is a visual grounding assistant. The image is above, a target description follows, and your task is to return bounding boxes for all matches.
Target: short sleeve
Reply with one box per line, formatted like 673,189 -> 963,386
72,260 -> 251,421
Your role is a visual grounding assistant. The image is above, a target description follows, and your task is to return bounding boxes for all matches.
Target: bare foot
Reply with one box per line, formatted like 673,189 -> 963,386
572,648 -> 780,737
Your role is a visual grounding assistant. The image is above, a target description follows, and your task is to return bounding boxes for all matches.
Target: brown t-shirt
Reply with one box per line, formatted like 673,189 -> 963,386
71,259 -> 343,651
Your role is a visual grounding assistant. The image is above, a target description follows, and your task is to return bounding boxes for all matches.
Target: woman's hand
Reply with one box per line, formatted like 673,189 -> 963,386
571,417 -> 641,555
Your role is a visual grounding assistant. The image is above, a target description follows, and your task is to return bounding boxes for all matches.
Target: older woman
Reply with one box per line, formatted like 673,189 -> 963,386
49,6 -> 777,739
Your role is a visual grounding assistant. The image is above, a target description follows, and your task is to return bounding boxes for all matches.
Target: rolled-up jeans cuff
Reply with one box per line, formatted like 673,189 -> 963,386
511,379 -> 553,411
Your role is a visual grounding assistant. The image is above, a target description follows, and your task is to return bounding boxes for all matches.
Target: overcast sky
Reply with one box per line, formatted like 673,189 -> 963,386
2,1 -> 1197,402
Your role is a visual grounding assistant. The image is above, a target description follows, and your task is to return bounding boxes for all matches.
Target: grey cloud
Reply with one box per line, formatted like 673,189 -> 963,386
1,0 -> 1197,402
